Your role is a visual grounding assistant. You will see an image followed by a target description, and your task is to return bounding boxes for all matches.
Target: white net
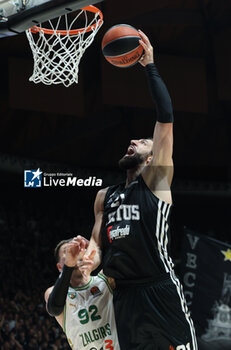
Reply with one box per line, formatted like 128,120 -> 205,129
26,7 -> 103,87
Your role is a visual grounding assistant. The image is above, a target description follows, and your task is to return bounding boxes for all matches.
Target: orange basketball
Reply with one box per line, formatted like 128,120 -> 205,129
102,24 -> 143,68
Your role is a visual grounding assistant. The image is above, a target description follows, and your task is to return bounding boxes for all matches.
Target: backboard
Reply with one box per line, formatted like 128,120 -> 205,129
0,0 -> 104,38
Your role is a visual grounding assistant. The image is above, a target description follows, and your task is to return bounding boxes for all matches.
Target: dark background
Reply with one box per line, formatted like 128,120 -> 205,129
0,0 -> 231,349
0,0 -> 230,240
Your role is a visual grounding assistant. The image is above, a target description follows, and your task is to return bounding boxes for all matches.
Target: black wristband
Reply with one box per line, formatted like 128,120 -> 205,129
47,264 -> 74,316
145,63 -> 174,123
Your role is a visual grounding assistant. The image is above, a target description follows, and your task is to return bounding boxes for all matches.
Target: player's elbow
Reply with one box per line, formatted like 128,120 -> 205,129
47,298 -> 64,317
157,110 -> 174,124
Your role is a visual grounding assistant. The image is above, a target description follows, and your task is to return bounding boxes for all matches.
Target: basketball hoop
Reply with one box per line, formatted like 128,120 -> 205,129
26,6 -> 103,87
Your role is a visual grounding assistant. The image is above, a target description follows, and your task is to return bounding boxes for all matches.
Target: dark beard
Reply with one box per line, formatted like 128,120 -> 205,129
118,153 -> 145,170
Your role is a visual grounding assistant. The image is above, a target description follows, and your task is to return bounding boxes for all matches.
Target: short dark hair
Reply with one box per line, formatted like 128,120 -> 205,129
54,238 -> 72,263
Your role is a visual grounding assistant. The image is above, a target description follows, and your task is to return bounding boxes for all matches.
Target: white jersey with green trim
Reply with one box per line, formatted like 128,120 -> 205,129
64,273 -> 120,350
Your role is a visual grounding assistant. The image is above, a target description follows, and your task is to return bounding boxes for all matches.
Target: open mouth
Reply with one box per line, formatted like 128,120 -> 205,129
126,145 -> 136,156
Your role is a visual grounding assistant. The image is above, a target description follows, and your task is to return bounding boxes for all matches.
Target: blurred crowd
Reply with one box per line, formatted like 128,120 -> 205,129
0,290 -> 69,350
0,191 -> 96,350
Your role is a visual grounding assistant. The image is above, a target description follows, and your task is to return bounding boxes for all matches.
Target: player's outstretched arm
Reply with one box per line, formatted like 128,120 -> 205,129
84,188 -> 108,271
45,237 -> 86,318
139,30 -> 174,203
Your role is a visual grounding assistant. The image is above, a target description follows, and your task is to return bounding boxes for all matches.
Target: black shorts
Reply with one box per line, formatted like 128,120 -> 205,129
113,274 -> 197,350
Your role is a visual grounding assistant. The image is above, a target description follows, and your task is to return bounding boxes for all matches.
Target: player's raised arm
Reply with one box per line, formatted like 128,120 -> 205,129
139,30 -> 174,203
45,237 -> 87,318
84,188 -> 108,271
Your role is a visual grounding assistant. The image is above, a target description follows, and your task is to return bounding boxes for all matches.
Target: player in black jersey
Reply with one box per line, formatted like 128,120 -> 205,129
81,30 -> 198,350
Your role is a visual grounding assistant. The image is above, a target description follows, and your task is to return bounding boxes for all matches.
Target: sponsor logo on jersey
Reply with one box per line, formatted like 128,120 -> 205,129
68,292 -> 77,299
107,225 -> 130,242
90,286 -> 102,297
69,303 -> 77,310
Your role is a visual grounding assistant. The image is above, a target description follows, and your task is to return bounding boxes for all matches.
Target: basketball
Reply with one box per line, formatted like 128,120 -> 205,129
102,24 -> 144,68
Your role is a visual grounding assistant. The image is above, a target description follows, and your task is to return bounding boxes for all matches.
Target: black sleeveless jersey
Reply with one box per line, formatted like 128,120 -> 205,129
102,175 -> 173,280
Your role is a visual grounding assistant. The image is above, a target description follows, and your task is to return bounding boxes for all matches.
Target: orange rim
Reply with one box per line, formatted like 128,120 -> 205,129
29,5 -> 103,35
